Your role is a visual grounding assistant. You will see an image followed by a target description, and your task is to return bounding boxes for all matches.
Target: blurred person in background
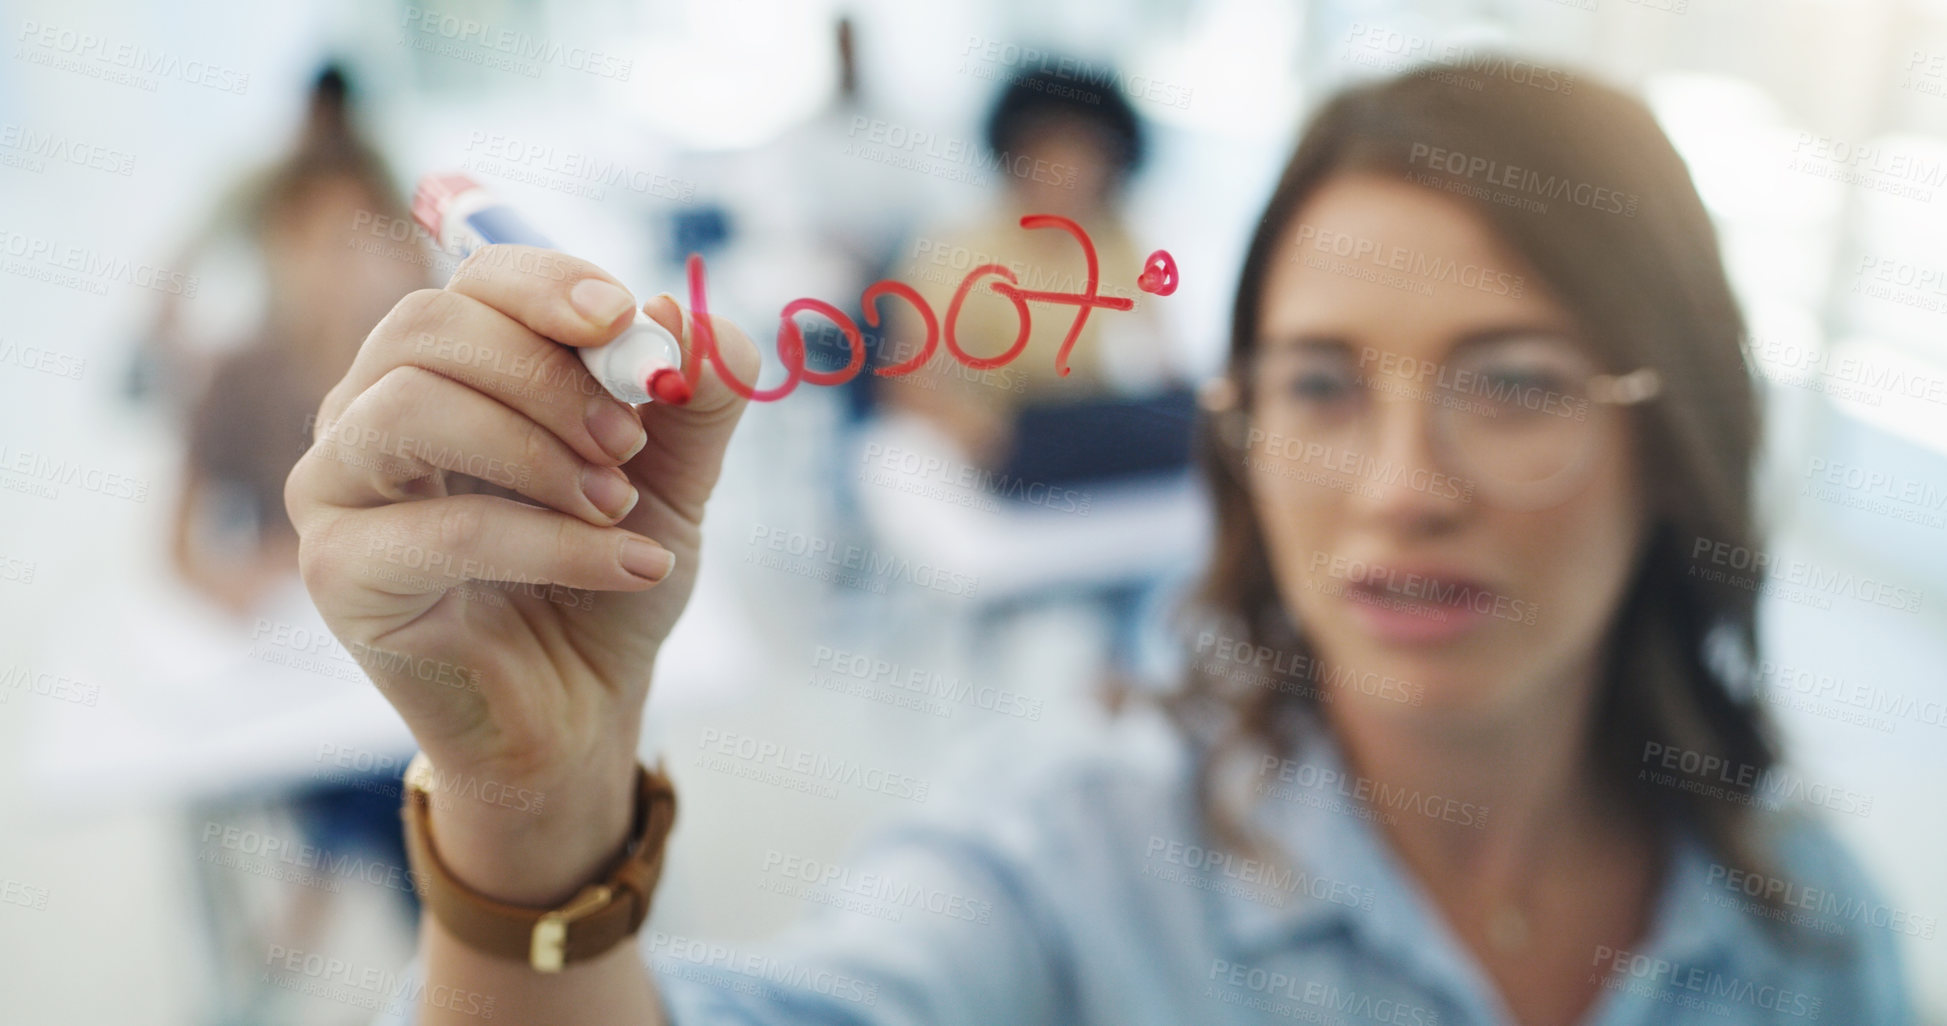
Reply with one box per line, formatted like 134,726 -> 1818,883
859,63 -> 1197,698
879,64 -> 1176,471
146,64 -> 430,1021
284,62 -> 1909,1026
160,65 -> 429,616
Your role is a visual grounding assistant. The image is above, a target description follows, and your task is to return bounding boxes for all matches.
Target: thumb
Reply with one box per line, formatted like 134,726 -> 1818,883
619,293 -> 761,525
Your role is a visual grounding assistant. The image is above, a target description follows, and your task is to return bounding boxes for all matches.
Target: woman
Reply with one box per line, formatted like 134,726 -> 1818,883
166,66 -> 432,1017
169,64 -> 429,615
879,64 -> 1170,470
286,63 -> 1911,1025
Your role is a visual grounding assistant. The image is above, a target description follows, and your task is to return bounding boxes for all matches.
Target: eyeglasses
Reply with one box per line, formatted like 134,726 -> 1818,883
1199,334 -> 1662,511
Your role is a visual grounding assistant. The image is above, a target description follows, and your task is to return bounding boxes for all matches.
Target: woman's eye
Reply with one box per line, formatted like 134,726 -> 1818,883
1469,364 -> 1574,411
1287,369 -> 1356,403
1489,367 -> 1567,391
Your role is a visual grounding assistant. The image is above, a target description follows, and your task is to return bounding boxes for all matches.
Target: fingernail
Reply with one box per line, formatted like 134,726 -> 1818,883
581,466 -> 639,522
619,538 -> 675,582
645,293 -> 685,336
570,278 -> 635,327
586,397 -> 647,462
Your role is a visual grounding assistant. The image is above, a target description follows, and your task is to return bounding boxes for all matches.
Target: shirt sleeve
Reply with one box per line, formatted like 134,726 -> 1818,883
649,818 -> 1075,1026
362,823 -> 1073,1026
365,721 -> 1188,1026
1769,813 -> 1920,1026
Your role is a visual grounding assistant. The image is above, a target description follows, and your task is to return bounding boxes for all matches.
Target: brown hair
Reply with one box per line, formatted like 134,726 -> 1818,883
1172,61 -> 1799,926
189,63 -> 411,545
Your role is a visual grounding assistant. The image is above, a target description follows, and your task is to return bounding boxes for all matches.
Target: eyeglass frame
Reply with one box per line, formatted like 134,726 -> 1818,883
1196,354 -> 1664,509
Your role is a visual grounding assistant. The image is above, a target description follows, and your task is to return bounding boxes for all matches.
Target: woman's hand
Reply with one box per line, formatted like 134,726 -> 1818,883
283,244 -> 758,904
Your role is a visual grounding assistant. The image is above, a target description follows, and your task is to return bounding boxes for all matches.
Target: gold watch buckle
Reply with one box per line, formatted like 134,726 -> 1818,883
530,884 -> 613,972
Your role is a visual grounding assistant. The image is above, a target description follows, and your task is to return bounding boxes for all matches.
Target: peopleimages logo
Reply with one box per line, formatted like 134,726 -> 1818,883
0,444 -> 151,502
1705,863 -> 1937,940
1307,553 -> 1539,626
202,824 -> 418,895
747,525 -> 979,598
696,729 -> 932,803
1591,945 -> 1821,1019
462,131 -> 693,202
263,945 -> 494,1019
0,228 -> 197,297
1,878 -> 50,911
1256,755 -> 1489,828
846,117 -> 1075,188
1357,346 -> 1584,419
0,339 -> 87,381
810,646 -> 1044,721
758,848 -> 995,925
1205,961 -> 1442,1026
1341,24 -> 1577,94
0,664 -> 99,707
1688,536 -> 1924,614
15,19 -> 250,94
1249,431 -> 1475,503
1290,223 -> 1526,298
1191,630 -> 1424,705
1638,741 -> 1874,817
648,931 -> 878,1007
399,6 -> 634,80
1757,658 -> 1947,733
0,122 -> 136,176
1142,835 -> 1376,911
859,442 -> 1090,515
1405,143 -> 1638,217
958,36 -> 1194,110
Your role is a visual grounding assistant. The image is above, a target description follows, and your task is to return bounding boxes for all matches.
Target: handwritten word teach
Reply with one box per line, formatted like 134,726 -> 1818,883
671,215 -> 1179,403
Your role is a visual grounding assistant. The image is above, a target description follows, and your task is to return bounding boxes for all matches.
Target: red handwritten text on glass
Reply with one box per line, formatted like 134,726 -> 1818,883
671,215 -> 1179,403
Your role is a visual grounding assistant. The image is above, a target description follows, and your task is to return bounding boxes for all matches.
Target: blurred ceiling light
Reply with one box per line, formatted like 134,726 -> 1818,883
1132,0 -> 1302,139
1644,71 -> 1835,223
623,0 -> 839,150
1823,335 -> 1947,453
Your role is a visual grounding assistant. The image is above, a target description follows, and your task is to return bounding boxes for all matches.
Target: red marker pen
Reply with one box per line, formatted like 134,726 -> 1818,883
412,172 -> 691,405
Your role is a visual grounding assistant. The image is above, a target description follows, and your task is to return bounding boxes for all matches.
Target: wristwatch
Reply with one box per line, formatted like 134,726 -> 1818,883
400,751 -> 678,972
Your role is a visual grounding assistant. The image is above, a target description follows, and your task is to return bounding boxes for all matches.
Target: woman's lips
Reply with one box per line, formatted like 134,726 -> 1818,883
1338,566 -> 1496,645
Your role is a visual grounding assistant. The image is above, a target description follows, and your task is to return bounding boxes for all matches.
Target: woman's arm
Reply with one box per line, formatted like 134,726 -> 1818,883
282,247 -> 758,1024
391,780 -> 1070,1026
410,744 -> 667,1025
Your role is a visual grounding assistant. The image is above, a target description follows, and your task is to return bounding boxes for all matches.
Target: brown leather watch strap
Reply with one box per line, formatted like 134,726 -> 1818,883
400,753 -> 677,972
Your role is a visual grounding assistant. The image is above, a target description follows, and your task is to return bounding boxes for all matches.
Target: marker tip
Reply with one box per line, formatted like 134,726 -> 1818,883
648,368 -> 692,405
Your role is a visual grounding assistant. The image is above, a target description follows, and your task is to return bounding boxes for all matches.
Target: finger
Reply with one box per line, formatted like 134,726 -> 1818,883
619,296 -> 762,525
641,292 -> 684,340
296,365 -> 640,525
638,292 -> 759,421
445,244 -> 642,347
322,287 -> 647,468
296,494 -> 676,616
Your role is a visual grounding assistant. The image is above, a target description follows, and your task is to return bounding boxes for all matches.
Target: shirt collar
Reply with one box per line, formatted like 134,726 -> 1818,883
1634,826 -> 1754,969
1212,722 -> 1759,1014
1215,725 -> 1471,971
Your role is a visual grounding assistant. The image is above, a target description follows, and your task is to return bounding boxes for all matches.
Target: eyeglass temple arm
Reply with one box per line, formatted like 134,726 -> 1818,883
1198,376 -> 1240,412
1587,367 -> 1661,406
1198,367 -> 1662,410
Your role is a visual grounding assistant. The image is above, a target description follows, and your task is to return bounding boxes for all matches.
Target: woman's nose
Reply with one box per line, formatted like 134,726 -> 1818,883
1350,389 -> 1471,532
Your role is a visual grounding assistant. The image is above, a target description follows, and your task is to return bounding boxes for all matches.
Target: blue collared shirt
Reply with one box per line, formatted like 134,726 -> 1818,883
379,710 -> 1913,1025
649,710 -> 1911,1026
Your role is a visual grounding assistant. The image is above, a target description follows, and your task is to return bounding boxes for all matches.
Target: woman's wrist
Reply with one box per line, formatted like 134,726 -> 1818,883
419,750 -> 641,908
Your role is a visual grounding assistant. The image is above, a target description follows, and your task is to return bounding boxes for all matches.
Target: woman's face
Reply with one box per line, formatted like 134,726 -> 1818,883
1009,117 -> 1117,217
1246,175 -> 1648,727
